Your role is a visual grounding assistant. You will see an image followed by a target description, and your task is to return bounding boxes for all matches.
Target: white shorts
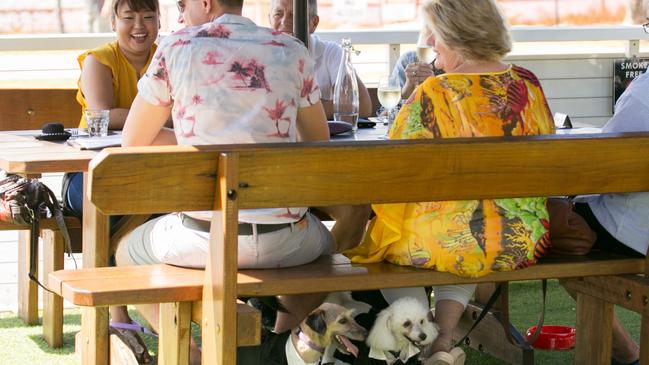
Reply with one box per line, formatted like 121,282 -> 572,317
124,212 -> 334,269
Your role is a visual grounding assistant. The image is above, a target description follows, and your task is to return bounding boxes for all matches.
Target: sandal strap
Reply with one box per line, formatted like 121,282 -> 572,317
110,320 -> 158,337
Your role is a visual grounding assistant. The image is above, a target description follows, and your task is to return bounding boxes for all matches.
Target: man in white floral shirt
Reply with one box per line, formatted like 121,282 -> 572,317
116,0 -> 334,362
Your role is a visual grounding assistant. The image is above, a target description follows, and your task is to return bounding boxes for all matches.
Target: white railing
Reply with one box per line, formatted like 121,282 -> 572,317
0,25 -> 646,71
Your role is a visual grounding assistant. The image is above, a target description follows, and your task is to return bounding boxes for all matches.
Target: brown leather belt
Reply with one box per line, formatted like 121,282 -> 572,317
179,213 -> 304,235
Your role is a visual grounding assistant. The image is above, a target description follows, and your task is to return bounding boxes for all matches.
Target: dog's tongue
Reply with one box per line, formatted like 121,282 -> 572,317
337,335 -> 359,357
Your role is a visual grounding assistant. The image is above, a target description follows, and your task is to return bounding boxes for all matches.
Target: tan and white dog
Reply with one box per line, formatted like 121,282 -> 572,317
286,302 -> 368,365
366,297 -> 439,365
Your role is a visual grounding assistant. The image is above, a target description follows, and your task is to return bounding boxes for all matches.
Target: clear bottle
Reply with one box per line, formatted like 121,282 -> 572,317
333,38 -> 360,131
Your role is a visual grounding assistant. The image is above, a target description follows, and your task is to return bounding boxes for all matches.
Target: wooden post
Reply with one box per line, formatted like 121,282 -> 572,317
17,229 -> 39,325
81,307 -> 110,365
202,154 -> 239,365
575,292 -> 613,365
42,229 -> 64,347
159,302 -> 192,365
81,172 -> 111,365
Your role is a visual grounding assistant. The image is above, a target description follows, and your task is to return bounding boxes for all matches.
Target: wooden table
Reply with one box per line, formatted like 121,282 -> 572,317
0,132 -> 103,347
3,124 -> 601,361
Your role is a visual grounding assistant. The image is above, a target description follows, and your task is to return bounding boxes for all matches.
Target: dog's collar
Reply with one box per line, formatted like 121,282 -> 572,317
295,327 -> 325,354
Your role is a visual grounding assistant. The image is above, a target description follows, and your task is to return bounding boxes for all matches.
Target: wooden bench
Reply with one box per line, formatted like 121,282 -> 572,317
0,88 -> 80,130
50,133 -> 649,365
0,88 -> 81,347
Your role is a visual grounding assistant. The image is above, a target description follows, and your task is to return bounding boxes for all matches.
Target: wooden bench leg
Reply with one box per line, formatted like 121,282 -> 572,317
42,229 -> 64,347
575,292 -> 613,365
80,307 -> 109,365
640,312 -> 649,365
17,230 -> 39,325
159,302 -> 192,365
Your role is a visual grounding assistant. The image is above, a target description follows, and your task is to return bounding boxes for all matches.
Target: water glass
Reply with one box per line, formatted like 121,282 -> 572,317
84,109 -> 109,137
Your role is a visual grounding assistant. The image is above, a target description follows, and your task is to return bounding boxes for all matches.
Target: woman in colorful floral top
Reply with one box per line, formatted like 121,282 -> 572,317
345,0 -> 555,363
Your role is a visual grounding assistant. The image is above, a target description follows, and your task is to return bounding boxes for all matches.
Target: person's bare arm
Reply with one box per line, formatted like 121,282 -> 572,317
122,95 -> 176,146
79,55 -> 129,129
357,76 -> 372,118
296,101 -> 329,142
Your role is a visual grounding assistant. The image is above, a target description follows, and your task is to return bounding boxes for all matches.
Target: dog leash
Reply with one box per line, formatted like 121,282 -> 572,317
455,283 -> 503,347
456,280 -> 547,349
498,279 -> 547,349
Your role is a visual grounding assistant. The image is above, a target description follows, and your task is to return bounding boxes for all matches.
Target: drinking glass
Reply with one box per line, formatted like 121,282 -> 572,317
84,109 -> 109,137
377,76 -> 401,139
416,29 -> 436,64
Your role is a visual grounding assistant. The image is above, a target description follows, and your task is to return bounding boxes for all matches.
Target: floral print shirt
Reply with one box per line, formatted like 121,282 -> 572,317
138,14 -> 320,223
345,65 -> 556,277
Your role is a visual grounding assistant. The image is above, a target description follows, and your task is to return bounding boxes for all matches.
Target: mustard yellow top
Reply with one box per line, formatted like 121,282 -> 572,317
76,40 -> 157,128
345,65 -> 556,278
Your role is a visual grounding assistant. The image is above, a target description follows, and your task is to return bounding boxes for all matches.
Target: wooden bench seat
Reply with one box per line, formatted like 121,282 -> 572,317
50,252 -> 644,307
50,133 -> 649,365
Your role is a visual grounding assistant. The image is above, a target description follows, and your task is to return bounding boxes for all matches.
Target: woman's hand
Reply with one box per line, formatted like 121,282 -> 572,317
402,62 -> 434,99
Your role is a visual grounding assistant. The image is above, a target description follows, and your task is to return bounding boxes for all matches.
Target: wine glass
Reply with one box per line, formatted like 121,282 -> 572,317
416,30 -> 436,64
377,76 -> 402,139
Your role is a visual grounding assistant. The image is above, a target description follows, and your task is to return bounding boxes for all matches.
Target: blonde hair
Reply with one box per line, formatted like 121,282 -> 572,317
423,0 -> 511,62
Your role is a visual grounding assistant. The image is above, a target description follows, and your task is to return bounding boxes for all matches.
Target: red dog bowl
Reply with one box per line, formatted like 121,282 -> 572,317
526,325 -> 576,350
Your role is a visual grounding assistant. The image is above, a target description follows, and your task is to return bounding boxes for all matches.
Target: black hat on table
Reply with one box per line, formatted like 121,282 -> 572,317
35,122 -> 71,141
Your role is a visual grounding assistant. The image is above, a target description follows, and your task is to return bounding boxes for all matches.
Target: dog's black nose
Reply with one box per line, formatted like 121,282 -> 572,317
419,333 -> 427,341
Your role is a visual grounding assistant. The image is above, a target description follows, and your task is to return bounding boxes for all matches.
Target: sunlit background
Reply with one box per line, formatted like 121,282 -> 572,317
0,0 -> 643,34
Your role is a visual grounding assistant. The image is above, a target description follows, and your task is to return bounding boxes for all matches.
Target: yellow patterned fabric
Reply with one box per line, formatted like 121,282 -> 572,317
345,65 -> 555,277
76,41 -> 157,128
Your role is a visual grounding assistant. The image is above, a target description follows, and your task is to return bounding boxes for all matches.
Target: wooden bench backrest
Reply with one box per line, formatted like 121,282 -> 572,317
0,88 -> 79,130
88,133 -> 649,364
90,133 -> 649,215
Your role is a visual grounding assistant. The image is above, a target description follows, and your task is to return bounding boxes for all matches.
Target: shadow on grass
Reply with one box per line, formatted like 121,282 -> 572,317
0,312 -> 81,355
28,331 -> 77,355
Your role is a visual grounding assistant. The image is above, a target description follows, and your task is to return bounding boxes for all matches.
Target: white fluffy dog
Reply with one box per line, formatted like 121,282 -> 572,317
366,297 -> 439,364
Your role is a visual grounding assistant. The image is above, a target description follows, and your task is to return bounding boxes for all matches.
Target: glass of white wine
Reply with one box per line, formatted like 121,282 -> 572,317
377,76 -> 402,139
416,31 -> 436,64
416,45 -> 436,64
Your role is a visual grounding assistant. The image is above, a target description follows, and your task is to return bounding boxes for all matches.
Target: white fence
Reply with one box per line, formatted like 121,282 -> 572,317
0,25 -> 648,126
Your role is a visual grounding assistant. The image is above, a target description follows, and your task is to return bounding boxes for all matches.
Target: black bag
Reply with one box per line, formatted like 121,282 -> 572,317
0,172 -> 71,292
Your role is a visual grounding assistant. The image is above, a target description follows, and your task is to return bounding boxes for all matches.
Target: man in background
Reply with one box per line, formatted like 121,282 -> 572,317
269,0 -> 373,119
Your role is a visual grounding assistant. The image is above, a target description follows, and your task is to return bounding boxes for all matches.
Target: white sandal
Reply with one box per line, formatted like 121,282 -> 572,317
426,351 -> 455,365
449,347 -> 466,365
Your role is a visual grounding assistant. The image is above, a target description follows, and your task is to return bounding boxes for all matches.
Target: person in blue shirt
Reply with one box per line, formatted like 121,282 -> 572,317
569,70 -> 649,365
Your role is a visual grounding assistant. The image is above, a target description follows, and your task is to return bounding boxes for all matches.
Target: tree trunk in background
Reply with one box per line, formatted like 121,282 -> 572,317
627,0 -> 649,24
56,0 -> 65,33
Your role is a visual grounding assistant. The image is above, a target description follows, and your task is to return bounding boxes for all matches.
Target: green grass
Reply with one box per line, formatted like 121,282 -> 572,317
0,280 -> 641,364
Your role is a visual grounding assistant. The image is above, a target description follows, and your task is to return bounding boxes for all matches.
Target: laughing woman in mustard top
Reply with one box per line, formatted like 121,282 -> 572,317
64,0 -> 160,363
345,0 -> 554,363
76,0 -> 159,129
66,0 -> 159,218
